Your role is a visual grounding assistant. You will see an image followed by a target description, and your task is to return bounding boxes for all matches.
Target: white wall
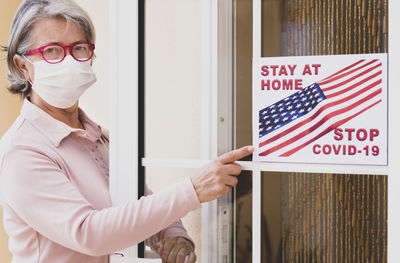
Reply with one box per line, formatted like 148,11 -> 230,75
76,0 -> 111,129
145,0 -> 203,159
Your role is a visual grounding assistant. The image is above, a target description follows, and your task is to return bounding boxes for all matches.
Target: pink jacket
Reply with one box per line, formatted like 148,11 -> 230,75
0,99 -> 201,263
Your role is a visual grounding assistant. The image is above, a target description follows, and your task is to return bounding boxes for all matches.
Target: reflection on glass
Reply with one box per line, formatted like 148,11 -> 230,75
262,172 -> 387,263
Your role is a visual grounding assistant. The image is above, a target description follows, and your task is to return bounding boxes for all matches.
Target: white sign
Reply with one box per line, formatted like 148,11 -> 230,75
252,53 -> 388,165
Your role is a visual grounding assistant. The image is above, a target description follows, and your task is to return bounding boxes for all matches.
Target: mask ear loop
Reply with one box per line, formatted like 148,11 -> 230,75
21,55 -> 34,86
22,55 -> 33,64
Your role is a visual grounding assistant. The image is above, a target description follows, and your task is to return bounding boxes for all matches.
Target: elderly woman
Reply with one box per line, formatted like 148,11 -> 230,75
0,0 -> 253,262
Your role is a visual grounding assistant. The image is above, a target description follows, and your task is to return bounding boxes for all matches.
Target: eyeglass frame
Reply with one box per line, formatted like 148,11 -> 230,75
25,42 -> 95,64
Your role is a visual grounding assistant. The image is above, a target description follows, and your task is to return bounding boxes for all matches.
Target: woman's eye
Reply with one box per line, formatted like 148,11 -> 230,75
74,45 -> 88,52
45,48 -> 56,53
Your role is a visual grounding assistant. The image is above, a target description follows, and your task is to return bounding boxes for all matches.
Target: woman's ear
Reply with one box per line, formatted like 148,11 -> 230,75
13,55 -> 33,82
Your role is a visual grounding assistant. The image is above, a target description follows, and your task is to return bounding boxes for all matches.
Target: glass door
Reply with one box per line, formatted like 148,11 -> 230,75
109,0 -> 400,262
234,0 -> 388,262
139,0 -> 393,262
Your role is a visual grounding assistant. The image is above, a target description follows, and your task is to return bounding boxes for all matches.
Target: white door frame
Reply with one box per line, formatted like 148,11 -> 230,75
108,0 -> 226,262
109,0 -> 139,260
251,0 -> 399,261
388,1 -> 400,261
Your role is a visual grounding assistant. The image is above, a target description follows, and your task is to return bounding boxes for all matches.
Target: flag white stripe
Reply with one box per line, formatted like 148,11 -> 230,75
318,59 -> 379,87
319,60 -> 382,95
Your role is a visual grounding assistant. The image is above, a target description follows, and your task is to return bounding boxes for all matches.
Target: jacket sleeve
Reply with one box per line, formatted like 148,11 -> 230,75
144,186 -> 194,249
0,146 -> 201,256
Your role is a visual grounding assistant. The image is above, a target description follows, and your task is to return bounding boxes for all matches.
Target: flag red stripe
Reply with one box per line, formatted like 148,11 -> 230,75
259,89 -> 382,156
259,79 -> 382,148
320,64 -> 382,92
279,100 -> 382,157
319,59 -> 365,82
324,71 -> 382,99
318,59 -> 378,86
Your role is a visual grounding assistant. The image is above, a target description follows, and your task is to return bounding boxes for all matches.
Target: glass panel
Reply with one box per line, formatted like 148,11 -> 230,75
235,171 -> 252,263
144,167 -> 202,261
145,0 -> 203,160
144,0 -> 203,261
261,172 -> 388,262
279,0 -> 388,57
234,0 -> 388,262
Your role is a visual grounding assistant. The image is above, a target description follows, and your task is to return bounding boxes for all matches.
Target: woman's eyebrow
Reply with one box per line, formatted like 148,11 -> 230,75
37,41 -> 62,46
71,40 -> 88,45
40,40 -> 87,46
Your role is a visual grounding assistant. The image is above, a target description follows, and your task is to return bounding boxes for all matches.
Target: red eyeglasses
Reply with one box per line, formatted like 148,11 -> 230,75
26,42 -> 95,64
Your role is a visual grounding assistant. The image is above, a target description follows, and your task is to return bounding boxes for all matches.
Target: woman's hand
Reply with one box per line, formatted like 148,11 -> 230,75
155,237 -> 196,263
190,146 -> 254,203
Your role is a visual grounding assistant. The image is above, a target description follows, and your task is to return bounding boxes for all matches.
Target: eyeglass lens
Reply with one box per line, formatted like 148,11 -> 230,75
43,43 -> 93,62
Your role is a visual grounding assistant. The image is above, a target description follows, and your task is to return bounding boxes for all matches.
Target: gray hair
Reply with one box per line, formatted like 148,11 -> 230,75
1,0 -> 96,98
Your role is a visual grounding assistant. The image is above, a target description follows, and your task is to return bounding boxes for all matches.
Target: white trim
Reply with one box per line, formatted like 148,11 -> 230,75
202,200 -> 218,263
388,0 -> 400,261
252,2 -> 261,260
210,0 -> 219,160
217,1 -> 234,262
218,0 -> 234,155
142,158 -> 388,175
109,0 -> 138,259
201,1 -> 219,262
252,0 -> 262,59
201,0 -> 219,160
252,170 -> 261,263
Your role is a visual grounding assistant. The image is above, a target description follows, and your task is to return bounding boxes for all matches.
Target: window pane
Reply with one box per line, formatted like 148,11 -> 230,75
145,167 -> 202,261
262,0 -> 388,57
145,0 -> 203,159
144,0 -> 203,261
234,0 -> 388,262
261,172 -> 387,263
235,171 -> 252,263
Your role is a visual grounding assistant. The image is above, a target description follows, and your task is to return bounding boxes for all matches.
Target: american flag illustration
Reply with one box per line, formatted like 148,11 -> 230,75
258,59 -> 383,157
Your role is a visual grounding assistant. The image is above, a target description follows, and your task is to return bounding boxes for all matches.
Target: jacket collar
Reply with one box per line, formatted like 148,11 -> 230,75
20,99 -> 102,147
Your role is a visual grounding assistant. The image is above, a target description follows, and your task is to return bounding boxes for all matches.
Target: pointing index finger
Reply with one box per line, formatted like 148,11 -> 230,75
218,145 -> 254,164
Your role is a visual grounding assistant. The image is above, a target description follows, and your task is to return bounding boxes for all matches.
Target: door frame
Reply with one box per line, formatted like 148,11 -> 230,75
388,1 -> 400,261
251,0 -> 399,261
109,0 -> 233,262
109,0 -> 140,259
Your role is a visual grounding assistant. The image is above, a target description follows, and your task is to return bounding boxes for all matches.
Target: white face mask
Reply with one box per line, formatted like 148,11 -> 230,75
26,55 -> 97,109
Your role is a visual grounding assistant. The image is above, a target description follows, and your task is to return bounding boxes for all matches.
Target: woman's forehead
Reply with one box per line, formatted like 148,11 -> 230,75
31,18 -> 86,47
